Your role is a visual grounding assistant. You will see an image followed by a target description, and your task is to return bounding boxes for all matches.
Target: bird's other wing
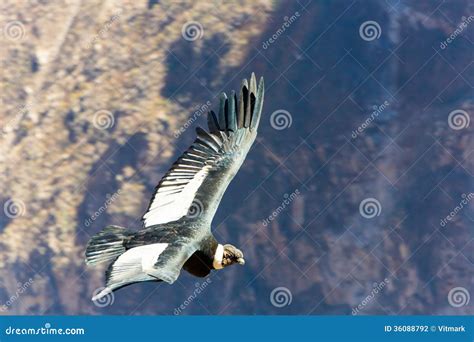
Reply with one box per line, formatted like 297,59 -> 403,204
93,241 -> 196,298
97,227 -> 199,294
142,73 -> 264,228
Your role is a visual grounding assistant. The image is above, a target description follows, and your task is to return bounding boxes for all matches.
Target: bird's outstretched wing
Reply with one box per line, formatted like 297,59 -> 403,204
143,73 -> 264,228
92,239 -> 196,296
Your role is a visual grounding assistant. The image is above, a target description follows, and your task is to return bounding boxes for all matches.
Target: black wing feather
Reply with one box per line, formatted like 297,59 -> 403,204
218,93 -> 227,131
142,73 -> 264,228
208,110 -> 220,133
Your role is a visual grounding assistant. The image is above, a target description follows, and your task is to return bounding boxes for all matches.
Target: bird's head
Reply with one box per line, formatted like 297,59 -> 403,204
214,244 -> 245,269
223,244 -> 245,267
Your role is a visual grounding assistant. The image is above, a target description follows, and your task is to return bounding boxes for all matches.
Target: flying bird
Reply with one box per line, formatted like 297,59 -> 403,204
86,73 -> 264,301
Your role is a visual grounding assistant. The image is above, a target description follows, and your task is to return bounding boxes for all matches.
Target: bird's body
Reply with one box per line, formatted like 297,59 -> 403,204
86,73 -> 264,301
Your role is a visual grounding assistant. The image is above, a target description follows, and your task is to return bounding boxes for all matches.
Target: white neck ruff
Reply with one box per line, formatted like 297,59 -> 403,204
213,244 -> 224,269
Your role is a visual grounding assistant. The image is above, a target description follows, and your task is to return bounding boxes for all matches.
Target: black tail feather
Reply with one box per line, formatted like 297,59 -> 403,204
85,225 -> 132,265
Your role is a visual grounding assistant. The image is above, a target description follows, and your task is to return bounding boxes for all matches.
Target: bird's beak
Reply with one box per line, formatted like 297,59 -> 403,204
237,258 -> 245,265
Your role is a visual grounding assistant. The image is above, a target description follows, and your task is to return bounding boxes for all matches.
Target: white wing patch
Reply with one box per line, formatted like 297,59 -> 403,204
117,243 -> 168,269
143,166 -> 211,227
143,243 -> 168,269
107,243 -> 168,285
92,243 -> 169,301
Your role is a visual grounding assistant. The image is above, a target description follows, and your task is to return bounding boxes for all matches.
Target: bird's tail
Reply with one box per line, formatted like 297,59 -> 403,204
85,225 -> 132,265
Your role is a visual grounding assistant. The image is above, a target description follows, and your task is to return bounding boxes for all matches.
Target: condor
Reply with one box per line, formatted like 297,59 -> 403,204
85,73 -> 264,301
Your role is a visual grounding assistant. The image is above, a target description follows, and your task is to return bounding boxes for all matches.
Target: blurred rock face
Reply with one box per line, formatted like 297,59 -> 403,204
0,0 -> 472,315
